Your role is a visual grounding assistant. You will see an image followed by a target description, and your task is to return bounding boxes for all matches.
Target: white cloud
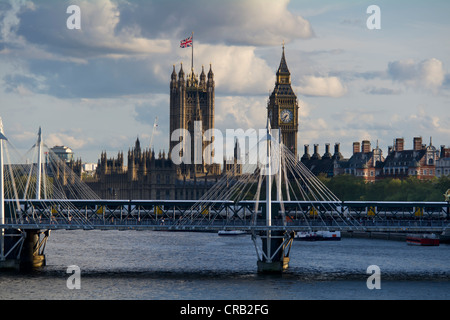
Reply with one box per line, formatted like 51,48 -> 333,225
298,99 -> 312,118
71,0 -> 170,56
387,58 -> 445,93
0,0 -> 33,42
5,0 -> 312,62
2,0 -> 170,62
295,76 -> 347,97
191,44 -> 274,95
218,0 -> 314,45
45,132 -> 91,150
215,96 -> 266,130
419,59 -> 445,90
118,0 -> 313,46
9,129 -> 36,144
3,0 -> 296,98
363,87 -> 402,95
406,107 -> 448,134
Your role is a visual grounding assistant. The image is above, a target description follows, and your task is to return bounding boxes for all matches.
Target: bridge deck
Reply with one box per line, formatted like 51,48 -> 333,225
1,199 -> 448,233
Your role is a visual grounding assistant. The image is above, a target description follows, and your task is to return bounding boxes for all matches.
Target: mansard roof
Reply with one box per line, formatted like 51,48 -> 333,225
340,149 -> 384,169
383,149 -> 427,167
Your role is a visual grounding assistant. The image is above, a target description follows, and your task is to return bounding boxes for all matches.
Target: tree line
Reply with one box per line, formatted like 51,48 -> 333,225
318,174 -> 450,202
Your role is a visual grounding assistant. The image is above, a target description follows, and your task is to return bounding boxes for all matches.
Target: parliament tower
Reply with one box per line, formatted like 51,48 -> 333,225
169,63 -> 219,175
267,45 -> 299,156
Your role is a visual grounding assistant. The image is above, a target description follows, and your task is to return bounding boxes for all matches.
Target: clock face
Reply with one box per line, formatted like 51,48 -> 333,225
280,109 -> 293,123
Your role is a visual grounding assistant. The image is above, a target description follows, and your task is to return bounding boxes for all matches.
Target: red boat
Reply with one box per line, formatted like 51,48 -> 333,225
406,234 -> 439,246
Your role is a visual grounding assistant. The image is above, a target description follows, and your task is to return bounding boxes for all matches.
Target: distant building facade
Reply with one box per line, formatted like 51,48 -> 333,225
382,137 -> 439,180
343,140 -> 384,182
436,145 -> 450,178
301,137 -> 446,182
436,158 -> 450,178
50,146 -> 74,163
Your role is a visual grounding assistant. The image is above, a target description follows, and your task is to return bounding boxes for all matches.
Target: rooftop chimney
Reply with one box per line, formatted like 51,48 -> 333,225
301,144 -> 310,160
312,144 -> 321,160
323,143 -> 332,159
353,142 -> 360,155
413,137 -> 422,151
395,138 -> 404,152
333,143 -> 343,160
361,140 -> 371,153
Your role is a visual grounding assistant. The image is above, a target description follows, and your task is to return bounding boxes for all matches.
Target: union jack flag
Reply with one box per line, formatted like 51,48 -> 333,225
180,35 -> 193,48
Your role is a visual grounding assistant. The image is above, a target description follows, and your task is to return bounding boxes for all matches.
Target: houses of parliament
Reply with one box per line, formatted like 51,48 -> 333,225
81,47 -> 298,200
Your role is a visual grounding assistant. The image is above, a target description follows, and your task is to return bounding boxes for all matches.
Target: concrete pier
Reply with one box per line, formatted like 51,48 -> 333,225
20,229 -> 47,270
256,231 -> 294,273
0,229 -> 49,271
257,257 -> 290,273
20,230 -> 46,270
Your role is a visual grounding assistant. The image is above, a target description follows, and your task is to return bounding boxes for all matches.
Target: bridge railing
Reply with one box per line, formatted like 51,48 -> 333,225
1,199 -> 449,232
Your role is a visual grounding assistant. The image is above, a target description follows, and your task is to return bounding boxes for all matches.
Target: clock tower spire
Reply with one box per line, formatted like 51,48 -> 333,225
276,41 -> 291,85
268,44 -> 299,156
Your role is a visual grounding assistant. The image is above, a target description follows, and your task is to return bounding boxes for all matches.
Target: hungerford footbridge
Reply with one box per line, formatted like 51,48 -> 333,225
0,119 -> 449,272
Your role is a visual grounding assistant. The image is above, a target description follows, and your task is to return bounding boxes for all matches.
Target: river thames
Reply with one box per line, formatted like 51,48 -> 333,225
0,229 -> 449,300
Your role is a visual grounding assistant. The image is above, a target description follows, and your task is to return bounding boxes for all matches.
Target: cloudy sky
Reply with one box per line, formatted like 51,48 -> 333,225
0,0 -> 449,163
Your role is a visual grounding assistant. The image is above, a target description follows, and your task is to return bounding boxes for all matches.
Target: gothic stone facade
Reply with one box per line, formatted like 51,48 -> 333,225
169,63 -> 221,177
85,64 -> 239,200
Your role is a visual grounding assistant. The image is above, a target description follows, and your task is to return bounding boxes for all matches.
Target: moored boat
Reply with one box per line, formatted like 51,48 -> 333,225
295,230 -> 341,241
218,230 -> 247,236
406,233 -> 439,246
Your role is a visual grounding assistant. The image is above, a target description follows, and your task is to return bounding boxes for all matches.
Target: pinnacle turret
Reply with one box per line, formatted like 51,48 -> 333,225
178,62 -> 185,79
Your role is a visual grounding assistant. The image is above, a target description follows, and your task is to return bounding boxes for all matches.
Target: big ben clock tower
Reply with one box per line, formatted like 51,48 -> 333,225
267,44 -> 299,156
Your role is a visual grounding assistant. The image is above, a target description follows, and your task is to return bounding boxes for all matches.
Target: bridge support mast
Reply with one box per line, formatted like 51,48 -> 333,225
0,125 -> 48,270
255,123 -> 294,273
21,127 -> 47,269
36,127 -> 42,200
0,118 -> 27,270
0,118 -> 5,264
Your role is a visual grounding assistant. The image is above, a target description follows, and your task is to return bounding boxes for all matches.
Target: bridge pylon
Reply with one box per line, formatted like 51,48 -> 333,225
0,122 -> 49,270
253,125 -> 295,273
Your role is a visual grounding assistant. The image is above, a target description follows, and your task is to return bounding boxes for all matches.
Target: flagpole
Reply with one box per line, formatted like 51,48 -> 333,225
191,31 -> 194,71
